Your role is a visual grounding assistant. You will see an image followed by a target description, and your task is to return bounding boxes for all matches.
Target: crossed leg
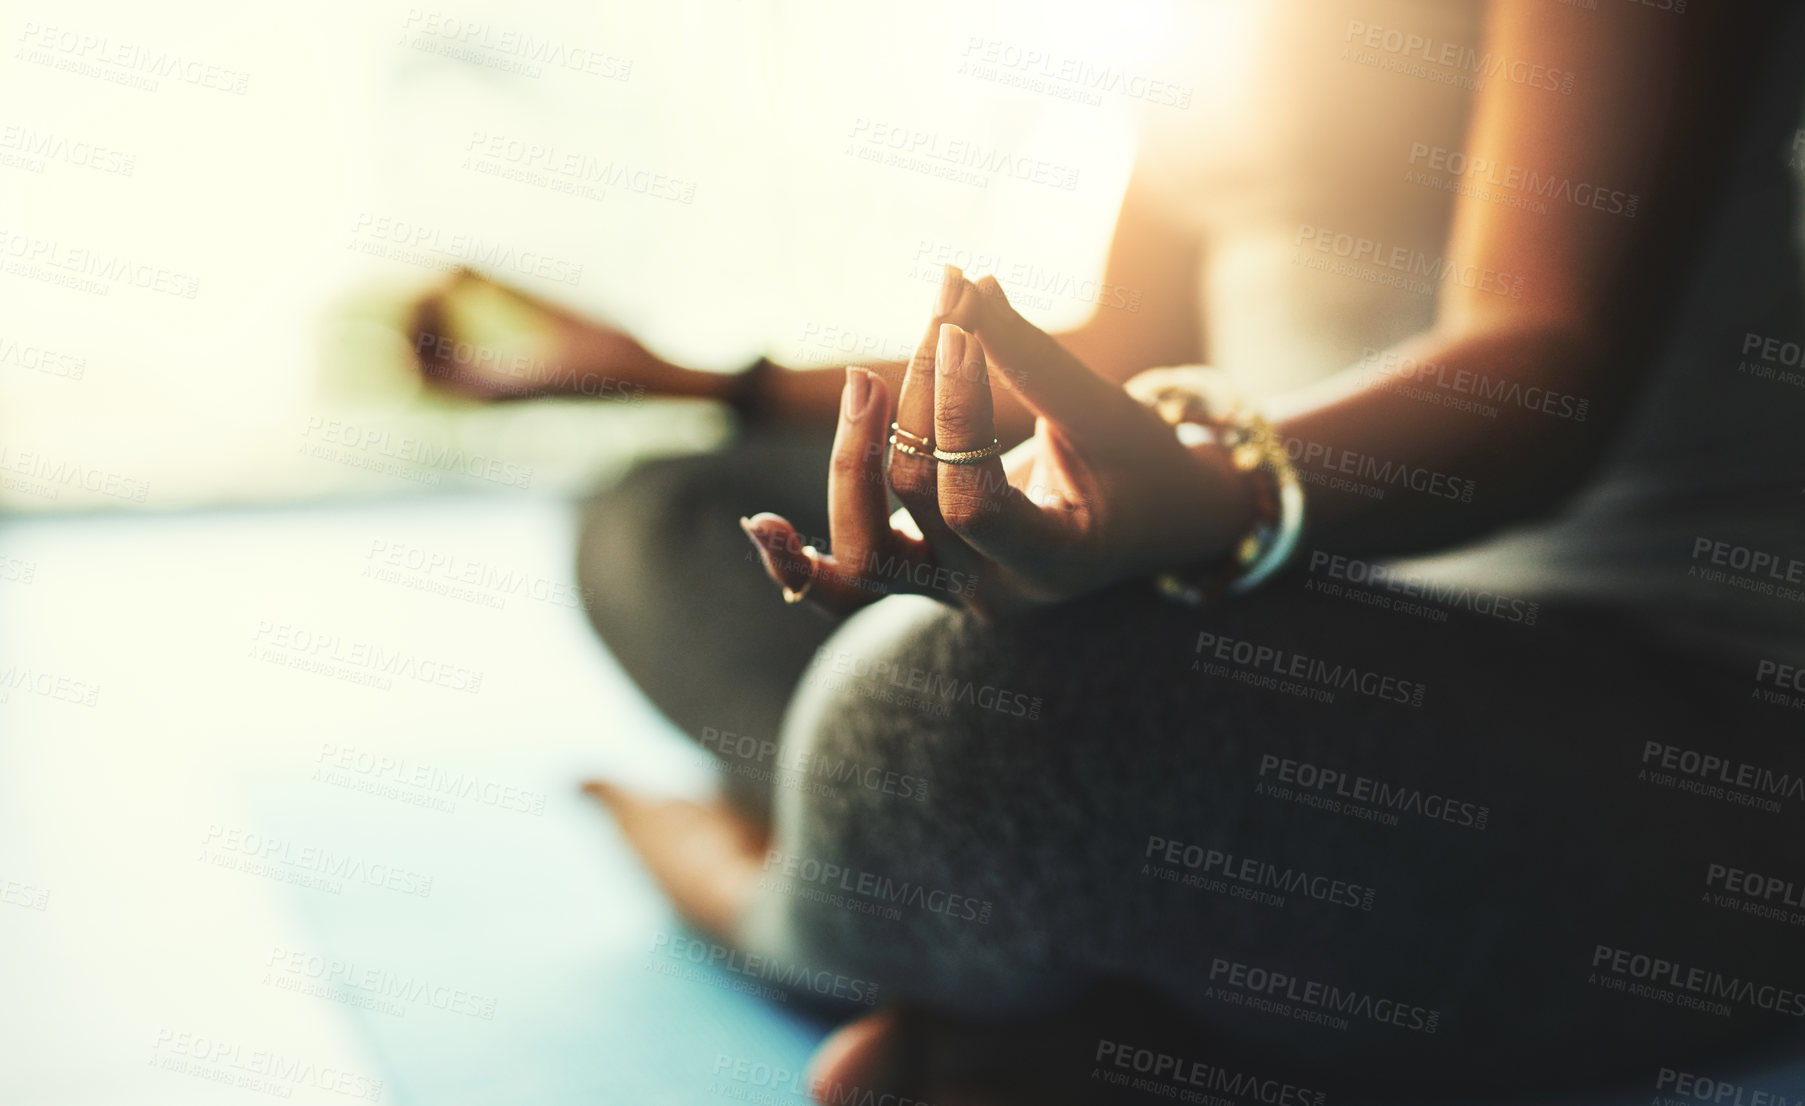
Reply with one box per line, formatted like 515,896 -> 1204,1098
579,444 -> 1805,1102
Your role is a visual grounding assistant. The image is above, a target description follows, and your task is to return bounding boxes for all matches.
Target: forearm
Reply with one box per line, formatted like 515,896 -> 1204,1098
1265,320 -> 1621,559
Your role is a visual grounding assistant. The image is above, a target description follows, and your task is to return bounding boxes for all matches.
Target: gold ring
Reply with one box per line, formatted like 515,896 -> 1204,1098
931,440 -> 1002,465
781,545 -> 820,604
889,434 -> 936,460
890,423 -> 933,448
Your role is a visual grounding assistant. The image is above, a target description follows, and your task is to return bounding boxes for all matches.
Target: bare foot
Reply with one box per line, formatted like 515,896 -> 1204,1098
582,779 -> 767,939
806,986 -> 1215,1106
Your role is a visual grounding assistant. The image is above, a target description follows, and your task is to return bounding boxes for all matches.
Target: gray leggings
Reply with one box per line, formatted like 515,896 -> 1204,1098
578,431 -> 1805,1101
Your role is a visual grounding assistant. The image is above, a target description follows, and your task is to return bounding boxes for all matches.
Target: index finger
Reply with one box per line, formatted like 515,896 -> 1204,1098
942,276 -> 1136,445
932,324 -> 1064,567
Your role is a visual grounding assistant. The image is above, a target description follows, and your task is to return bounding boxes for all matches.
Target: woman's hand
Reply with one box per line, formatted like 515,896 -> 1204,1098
742,268 -> 1259,619
408,267 -> 717,403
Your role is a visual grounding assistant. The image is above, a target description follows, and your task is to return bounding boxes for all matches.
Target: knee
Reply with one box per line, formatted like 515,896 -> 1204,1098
779,597 -> 1059,820
576,454 -> 713,601
747,598 -> 1143,1012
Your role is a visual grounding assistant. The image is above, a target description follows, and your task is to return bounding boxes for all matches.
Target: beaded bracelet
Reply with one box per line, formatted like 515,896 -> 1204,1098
1124,366 -> 1304,606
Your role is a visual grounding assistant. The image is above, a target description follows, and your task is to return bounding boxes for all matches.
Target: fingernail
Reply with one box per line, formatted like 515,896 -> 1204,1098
936,264 -> 963,316
741,520 -> 777,573
842,366 -> 872,420
936,323 -> 964,373
739,516 -> 765,549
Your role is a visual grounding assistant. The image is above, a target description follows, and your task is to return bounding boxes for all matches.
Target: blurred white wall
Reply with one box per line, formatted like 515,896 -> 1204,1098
0,0 -> 1193,510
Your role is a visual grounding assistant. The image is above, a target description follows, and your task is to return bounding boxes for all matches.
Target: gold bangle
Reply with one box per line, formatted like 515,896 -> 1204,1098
931,440 -> 1003,465
1125,366 -> 1304,606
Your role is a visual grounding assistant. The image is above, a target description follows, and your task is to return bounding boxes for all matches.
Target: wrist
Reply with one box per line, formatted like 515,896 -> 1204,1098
1126,366 -> 1306,605
725,356 -> 776,421
1184,437 -> 1263,562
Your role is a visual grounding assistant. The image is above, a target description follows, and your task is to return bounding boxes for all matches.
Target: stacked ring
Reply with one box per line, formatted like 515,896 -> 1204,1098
931,440 -> 1003,465
890,423 -> 935,460
781,545 -> 820,604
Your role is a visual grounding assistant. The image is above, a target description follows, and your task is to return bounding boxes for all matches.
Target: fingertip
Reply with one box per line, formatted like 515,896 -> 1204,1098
740,513 -> 813,591
935,264 -> 965,315
741,511 -> 791,540
741,511 -> 793,560
861,366 -> 889,403
851,366 -> 889,416
842,364 -> 874,420
936,324 -> 966,374
808,1009 -> 905,1104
